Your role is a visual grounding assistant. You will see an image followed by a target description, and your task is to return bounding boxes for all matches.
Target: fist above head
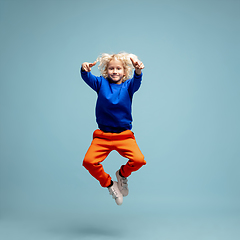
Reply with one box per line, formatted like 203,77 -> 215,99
82,61 -> 97,72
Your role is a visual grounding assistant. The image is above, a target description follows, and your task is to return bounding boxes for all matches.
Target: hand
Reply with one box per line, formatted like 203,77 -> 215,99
130,58 -> 144,75
82,61 -> 97,72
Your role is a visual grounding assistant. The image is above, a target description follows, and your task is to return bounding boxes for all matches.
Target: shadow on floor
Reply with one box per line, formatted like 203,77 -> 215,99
47,221 -> 123,239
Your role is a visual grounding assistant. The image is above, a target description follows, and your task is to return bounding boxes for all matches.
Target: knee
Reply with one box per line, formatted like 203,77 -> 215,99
133,153 -> 146,166
82,157 -> 94,170
82,159 -> 89,170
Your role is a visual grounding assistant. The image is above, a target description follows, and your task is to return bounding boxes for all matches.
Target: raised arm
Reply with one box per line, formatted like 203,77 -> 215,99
130,58 -> 144,75
81,60 -> 102,92
81,61 -> 97,72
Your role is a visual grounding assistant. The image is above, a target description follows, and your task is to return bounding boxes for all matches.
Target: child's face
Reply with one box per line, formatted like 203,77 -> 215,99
107,59 -> 125,84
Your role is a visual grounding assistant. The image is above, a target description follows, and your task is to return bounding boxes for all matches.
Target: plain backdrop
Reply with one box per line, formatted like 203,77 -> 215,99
0,0 -> 240,239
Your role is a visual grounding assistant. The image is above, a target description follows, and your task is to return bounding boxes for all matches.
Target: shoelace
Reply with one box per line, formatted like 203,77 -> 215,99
109,187 -> 119,199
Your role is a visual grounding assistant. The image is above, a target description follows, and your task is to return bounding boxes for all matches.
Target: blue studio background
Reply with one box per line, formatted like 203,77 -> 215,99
0,0 -> 240,239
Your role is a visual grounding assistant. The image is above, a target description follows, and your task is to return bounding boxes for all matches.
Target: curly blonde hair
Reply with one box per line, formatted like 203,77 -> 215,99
97,52 -> 138,82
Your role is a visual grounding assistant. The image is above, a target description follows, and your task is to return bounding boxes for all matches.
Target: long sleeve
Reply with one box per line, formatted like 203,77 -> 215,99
128,71 -> 143,98
81,68 -> 102,93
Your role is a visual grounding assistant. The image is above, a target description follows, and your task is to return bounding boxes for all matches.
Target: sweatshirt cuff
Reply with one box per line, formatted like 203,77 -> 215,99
134,71 -> 143,77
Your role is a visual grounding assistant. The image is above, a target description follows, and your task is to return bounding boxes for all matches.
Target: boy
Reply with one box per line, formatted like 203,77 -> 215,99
81,52 -> 146,205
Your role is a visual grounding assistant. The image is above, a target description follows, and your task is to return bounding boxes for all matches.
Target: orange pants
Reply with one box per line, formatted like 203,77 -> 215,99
83,129 -> 146,187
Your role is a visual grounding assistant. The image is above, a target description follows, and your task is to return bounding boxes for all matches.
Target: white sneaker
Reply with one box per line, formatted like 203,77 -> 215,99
108,181 -> 123,205
116,170 -> 129,197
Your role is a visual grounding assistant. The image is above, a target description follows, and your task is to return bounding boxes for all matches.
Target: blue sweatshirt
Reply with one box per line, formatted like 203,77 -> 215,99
81,69 -> 142,133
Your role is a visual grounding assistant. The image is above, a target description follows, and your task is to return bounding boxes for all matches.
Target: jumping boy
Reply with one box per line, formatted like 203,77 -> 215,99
80,52 -> 146,205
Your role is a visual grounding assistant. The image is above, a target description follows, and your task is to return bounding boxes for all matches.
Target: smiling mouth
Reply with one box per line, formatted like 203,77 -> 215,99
110,76 -> 122,83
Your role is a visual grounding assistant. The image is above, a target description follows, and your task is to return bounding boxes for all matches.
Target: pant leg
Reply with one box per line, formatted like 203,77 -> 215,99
83,137 -> 113,188
115,135 -> 146,178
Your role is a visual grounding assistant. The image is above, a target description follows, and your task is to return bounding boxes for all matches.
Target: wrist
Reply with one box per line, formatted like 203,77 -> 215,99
135,69 -> 142,75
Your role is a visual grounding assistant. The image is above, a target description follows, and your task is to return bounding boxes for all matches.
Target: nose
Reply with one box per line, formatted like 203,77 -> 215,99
113,68 -> 117,73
